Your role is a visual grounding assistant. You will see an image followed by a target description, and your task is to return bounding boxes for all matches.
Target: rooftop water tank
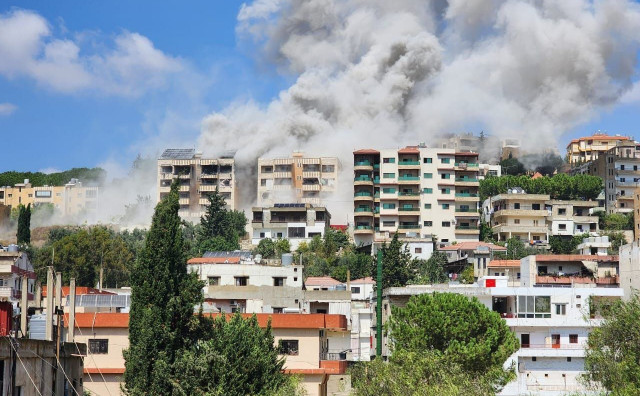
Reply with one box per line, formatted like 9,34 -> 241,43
281,253 -> 293,266
7,244 -> 18,252
29,314 -> 47,340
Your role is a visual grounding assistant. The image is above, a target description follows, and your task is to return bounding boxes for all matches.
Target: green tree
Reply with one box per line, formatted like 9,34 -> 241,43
123,182 -> 210,395
583,294 -> 640,394
459,265 -> 475,284
256,238 -> 276,258
549,234 -> 589,255
413,252 -> 448,284
389,293 -> 518,379
603,213 -> 633,231
274,238 -> 291,257
16,204 -> 31,245
380,234 -> 414,289
499,157 -> 526,176
197,189 -> 247,252
171,314 -> 297,396
602,231 -> 627,254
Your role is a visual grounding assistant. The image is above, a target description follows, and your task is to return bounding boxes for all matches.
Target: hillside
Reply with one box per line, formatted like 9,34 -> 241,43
0,167 -> 106,187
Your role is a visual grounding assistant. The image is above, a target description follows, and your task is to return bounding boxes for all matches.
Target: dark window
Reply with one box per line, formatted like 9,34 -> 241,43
89,339 -> 108,354
273,277 -> 285,287
207,276 -> 220,286
442,221 -> 451,227
235,277 -> 248,286
415,248 -> 422,254
558,208 -> 566,215
569,334 -> 578,344
351,287 -> 361,294
288,227 -> 305,238
273,307 -> 284,313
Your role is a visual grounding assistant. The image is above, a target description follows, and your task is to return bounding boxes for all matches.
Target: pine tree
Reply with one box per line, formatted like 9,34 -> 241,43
380,233 -> 414,289
123,181 -> 209,395
197,189 -> 247,252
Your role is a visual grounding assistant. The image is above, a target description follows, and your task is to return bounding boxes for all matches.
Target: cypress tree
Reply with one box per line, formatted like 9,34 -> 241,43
24,203 -> 31,244
16,205 -> 26,245
123,181 -> 208,395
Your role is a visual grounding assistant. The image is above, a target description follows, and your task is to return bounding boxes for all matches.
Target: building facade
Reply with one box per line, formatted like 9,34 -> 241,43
375,254 -> 623,396
0,250 -> 36,304
251,204 -> 330,250
566,132 -> 630,165
352,145 -> 481,254
157,148 -> 236,220
257,152 -> 340,207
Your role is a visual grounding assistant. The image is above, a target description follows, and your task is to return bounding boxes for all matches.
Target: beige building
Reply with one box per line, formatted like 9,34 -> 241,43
65,312 -> 349,396
257,152 -> 339,207
353,145 -> 481,253
635,188 -> 640,242
566,132 -> 630,165
157,149 -> 236,220
546,200 -> 599,236
486,192 -> 550,244
0,178 -> 99,217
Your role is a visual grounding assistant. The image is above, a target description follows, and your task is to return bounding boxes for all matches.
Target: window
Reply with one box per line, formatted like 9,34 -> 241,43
441,188 -> 450,194
441,173 -> 450,179
424,158 -> 432,164
440,158 -> 450,164
273,307 -> 284,313
424,203 -> 431,209
532,357 -> 537,361
555,304 -> 566,315
424,173 -> 433,178
259,232 -> 265,238
569,334 -> 578,344
383,173 -> 395,178
89,339 -> 108,354
383,157 -> 395,163
383,221 -> 396,227
279,340 -> 299,355
382,187 -> 396,193
517,296 -> 551,318
424,221 -> 432,227
558,208 -> 566,215
35,190 -> 52,198
514,219 -> 520,224
442,221 -> 451,227
382,203 -> 396,209
559,224 -> 567,231
415,248 -> 422,254
260,179 -> 267,186
288,227 -> 305,238
273,277 -> 285,287
207,276 -> 220,286
423,188 -> 433,194
442,203 -> 450,209
235,277 -> 248,286
532,203 -> 540,210
567,357 -> 572,362
351,287 -> 361,294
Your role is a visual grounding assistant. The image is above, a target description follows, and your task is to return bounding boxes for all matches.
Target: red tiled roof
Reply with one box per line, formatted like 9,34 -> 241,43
488,260 -> 520,268
187,257 -> 242,264
305,276 -> 342,286
64,313 -> 129,328
531,172 -> 543,179
42,286 -> 115,298
353,149 -> 379,155
350,277 -> 375,284
398,146 -> 420,154
567,134 -> 629,147
534,254 -> 618,262
439,242 -> 506,251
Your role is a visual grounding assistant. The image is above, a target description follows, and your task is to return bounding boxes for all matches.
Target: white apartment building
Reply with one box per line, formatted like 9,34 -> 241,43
157,148 -> 236,220
251,204 -> 330,250
0,248 -> 36,305
353,146 -> 481,257
376,253 -> 623,396
257,152 -> 340,207
546,200 -> 599,236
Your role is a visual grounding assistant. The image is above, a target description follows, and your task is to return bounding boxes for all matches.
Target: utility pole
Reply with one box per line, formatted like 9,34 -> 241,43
376,249 -> 383,357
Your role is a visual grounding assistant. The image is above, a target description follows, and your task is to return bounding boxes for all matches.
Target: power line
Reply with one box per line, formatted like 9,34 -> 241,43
5,337 -> 44,396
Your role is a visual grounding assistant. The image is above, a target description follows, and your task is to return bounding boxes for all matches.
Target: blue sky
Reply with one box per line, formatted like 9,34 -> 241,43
0,1 -> 638,174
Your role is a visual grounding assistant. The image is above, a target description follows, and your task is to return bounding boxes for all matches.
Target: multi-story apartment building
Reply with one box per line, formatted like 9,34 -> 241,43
594,142 -> 640,213
0,248 -> 36,304
353,145 -> 481,256
486,191 -> 551,244
157,148 -> 236,220
501,138 -> 521,160
566,132 -> 630,165
251,204 -> 330,250
0,178 -> 100,217
64,312 -> 350,396
484,192 -> 600,244
257,152 -> 340,207
375,254 -> 623,395
439,241 -> 507,278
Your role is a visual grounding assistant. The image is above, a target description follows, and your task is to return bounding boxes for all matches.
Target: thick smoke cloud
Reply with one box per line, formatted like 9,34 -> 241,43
201,0 -> 640,217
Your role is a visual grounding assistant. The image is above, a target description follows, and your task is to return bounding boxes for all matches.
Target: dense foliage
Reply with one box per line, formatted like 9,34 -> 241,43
353,293 -> 518,395
123,182 -> 210,395
0,167 -> 106,187
380,234 -> 414,289
171,314 -> 297,396
584,294 -> 640,395
196,189 -> 247,252
16,204 -> 31,245
411,251 -> 448,284
479,174 -> 602,201
255,238 -> 291,259
593,211 -> 633,231
492,237 -> 546,260
549,233 -> 590,254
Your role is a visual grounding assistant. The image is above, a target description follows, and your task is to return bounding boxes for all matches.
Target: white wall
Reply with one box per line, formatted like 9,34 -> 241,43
187,263 -> 303,288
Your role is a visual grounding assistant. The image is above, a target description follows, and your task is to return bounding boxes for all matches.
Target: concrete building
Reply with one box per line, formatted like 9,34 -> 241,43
0,178 -> 100,218
348,277 -> 374,362
566,132 -> 630,165
486,191 -> 551,244
64,312 -> 350,396
619,241 -> 640,300
352,145 -> 481,256
251,204 -> 331,250
257,152 -> 340,207
501,138 -> 521,160
599,142 -> 640,214
576,236 -> 611,256
439,241 -> 507,278
0,249 -> 36,304
546,200 -> 599,236
375,254 -> 624,396
635,187 -> 640,242
478,163 -> 501,179
157,148 -> 236,220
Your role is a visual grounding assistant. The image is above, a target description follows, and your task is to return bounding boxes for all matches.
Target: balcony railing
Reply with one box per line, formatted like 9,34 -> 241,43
398,161 -> 420,166
455,193 -> 478,197
519,344 -> 583,350
354,176 -> 372,182
320,352 -> 347,360
354,192 -> 373,197
398,191 -> 420,196
455,177 -> 479,182
454,162 -> 479,167
455,208 -> 478,213
355,225 -> 373,230
355,207 -> 373,213
354,161 -> 372,166
399,207 -> 419,211
456,225 -> 479,230
398,176 -> 420,181
398,224 -> 420,229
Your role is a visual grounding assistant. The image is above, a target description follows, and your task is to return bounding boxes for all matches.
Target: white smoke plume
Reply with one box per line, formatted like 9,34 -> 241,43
203,0 -> 640,218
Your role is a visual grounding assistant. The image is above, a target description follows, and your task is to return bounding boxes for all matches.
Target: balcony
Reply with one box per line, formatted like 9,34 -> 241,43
0,287 -> 16,300
455,177 -> 479,186
493,209 -> 548,217
355,207 -> 373,213
455,225 -> 480,235
398,207 -> 419,212
354,176 -> 373,185
354,225 -> 373,234
179,198 -> 190,205
454,162 -> 479,171
455,208 -> 479,214
302,184 -> 321,191
398,161 -> 420,169
398,224 -> 420,230
455,193 -> 480,202
199,185 -> 218,192
354,161 -> 373,171
398,176 -> 420,184
354,192 -> 373,201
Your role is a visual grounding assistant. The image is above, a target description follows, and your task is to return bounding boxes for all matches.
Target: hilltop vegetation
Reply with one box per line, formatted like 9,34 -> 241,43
479,174 -> 602,201
0,167 -> 106,187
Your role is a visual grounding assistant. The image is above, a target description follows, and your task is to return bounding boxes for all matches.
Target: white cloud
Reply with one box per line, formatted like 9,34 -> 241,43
0,9 -> 183,96
38,167 -> 61,174
0,102 -> 17,116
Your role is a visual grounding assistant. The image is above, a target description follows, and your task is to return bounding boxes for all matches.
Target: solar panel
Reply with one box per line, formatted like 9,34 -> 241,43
160,148 -> 196,160
203,250 -> 252,258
